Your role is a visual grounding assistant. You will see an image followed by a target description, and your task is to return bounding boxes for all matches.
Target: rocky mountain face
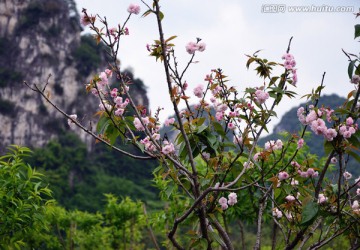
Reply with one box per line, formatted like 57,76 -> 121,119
0,0 -> 149,152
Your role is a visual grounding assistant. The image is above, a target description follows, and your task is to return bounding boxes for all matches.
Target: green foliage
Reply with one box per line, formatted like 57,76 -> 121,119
74,35 -> 104,77
0,146 -> 53,248
21,195 -> 148,250
29,132 -> 158,212
17,0 -> 64,31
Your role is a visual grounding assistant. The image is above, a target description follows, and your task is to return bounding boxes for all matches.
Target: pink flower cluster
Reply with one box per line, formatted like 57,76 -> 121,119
214,103 -> 228,122
193,84 -> 204,98
99,101 -> 112,112
255,89 -> 269,104
297,138 -> 304,149
127,4 -> 140,15
218,192 -> 238,210
318,193 -> 328,204
339,117 -> 357,139
264,139 -> 283,151
185,41 -> 206,54
298,168 -> 318,178
272,208 -> 282,218
352,200 -> 359,214
162,141 -> 175,155
351,74 -> 360,84
343,171 -> 352,180
134,117 -> 150,131
80,14 -> 91,26
140,136 -> 156,152
282,53 -> 297,85
278,171 -> 290,181
290,160 -> 319,180
113,96 -> 129,116
91,69 -> 113,96
164,117 -> 175,126
297,106 -> 342,141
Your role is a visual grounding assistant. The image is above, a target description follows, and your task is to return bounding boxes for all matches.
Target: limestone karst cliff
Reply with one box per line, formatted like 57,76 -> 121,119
0,0 -> 149,151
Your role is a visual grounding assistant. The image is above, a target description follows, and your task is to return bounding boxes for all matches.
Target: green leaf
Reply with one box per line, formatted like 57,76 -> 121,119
159,11 -> 164,21
323,141 -> 334,156
213,122 -> 226,137
196,123 -> 208,134
301,201 -> 318,225
141,9 -> 153,18
348,60 -> 355,79
200,178 -> 210,187
355,24 -> 360,39
165,184 -> 175,198
165,35 -> 177,43
96,115 -> 109,134
208,230 -> 225,247
105,124 -> 120,145
136,141 -> 145,153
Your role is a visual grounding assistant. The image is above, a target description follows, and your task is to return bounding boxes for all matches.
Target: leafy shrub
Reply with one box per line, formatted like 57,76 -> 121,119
0,146 -> 53,248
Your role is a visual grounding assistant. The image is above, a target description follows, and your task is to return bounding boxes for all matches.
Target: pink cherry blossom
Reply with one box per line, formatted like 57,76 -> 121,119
219,197 -> 228,210
202,152 -> 210,160
352,200 -> 359,210
228,122 -> 236,130
343,171 -> 352,180
297,107 -> 306,125
346,117 -> 354,126
307,168 -> 318,178
351,74 -> 360,84
282,53 -> 294,61
67,114 -> 77,128
111,88 -> 118,98
331,157 -> 337,164
193,84 -> 204,98
197,42 -> 206,52
278,171 -> 289,181
162,141 -> 175,155
297,138 -> 304,149
127,4 -> 140,15
298,170 -> 309,178
272,208 -> 282,218
324,128 -> 337,141
185,42 -> 198,54
355,177 -> 360,187
255,89 -> 269,104
317,194 -> 328,204
215,112 -> 224,121
164,118 -> 175,126
80,14 -> 91,26
114,108 -> 124,116
290,178 -> 299,186
228,192 -> 237,206
285,195 -> 296,202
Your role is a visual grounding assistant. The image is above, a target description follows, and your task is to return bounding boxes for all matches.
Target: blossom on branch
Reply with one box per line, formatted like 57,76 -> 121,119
67,114 -> 78,128
127,4 -> 140,15
219,197 -> 228,210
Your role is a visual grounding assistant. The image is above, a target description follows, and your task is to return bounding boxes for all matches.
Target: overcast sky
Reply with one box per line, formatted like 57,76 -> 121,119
74,0 -> 359,133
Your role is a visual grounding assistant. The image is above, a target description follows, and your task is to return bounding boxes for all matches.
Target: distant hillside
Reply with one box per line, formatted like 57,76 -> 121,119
0,0 -> 149,152
0,0 -> 156,212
